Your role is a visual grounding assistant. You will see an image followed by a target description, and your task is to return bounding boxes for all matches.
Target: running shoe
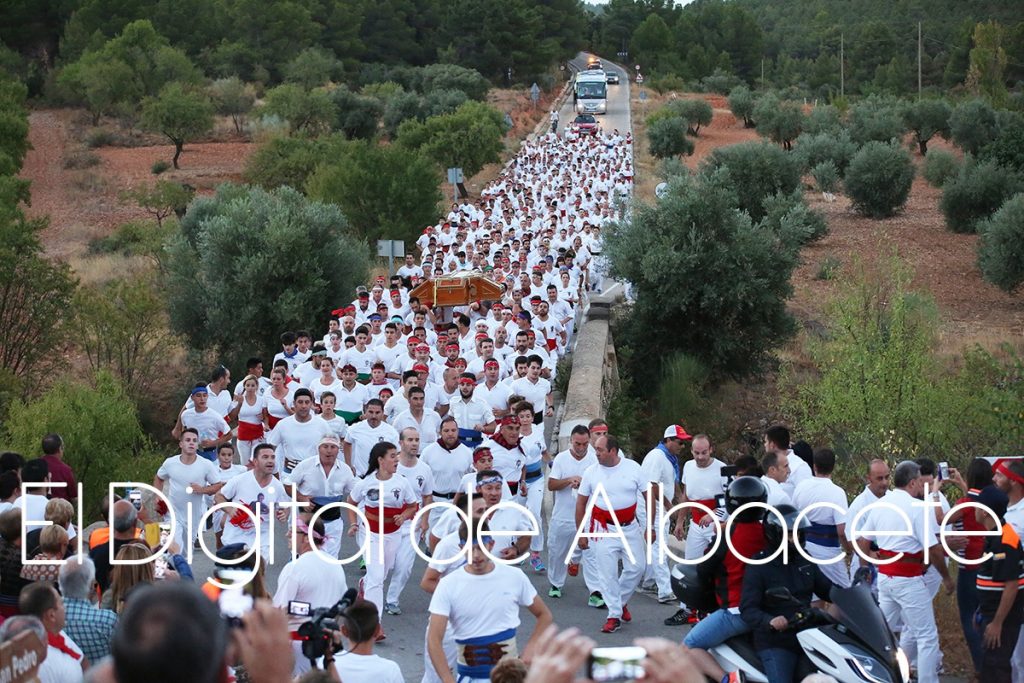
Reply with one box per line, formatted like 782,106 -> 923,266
567,562 -> 580,577
588,592 -> 606,608
664,608 -> 696,626
621,604 -> 632,622
375,630 -> 386,643
384,602 -> 402,616
359,556 -> 366,574
529,552 -> 546,573
657,593 -> 676,604
721,672 -> 744,683
601,617 -> 621,633
548,586 -> 562,598
639,581 -> 658,594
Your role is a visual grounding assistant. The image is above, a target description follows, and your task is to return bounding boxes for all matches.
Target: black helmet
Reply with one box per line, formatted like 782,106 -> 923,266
725,476 -> 768,522
670,563 -> 716,613
764,503 -> 810,549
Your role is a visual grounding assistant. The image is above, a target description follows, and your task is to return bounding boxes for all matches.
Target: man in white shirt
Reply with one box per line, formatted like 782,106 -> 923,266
427,529 -> 552,683
172,385 -> 232,461
759,450 -> 792,507
765,425 -> 811,498
153,429 -> 223,550
385,427 -> 435,615
344,399 -> 400,476
391,387 -> 442,445
267,388 -> 333,475
855,460 -> 953,683
640,425 -> 690,604
184,366 -> 235,416
546,424 -> 600,604
14,458 -> 51,533
273,516 -> 348,676
665,434 -> 728,627
473,360 -> 513,419
792,448 -> 852,589
283,435 -> 356,559
509,356 -> 552,424
15,583 -> 86,683
214,444 -> 289,559
447,374 -> 496,448
328,599 -> 404,683
420,418 -> 473,526
845,459 -> 890,585
576,433 -> 651,634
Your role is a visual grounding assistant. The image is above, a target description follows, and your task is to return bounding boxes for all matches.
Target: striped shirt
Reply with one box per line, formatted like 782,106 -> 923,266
976,523 -> 1024,617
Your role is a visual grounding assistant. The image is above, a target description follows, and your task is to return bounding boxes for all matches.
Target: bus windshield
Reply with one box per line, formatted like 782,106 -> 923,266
577,82 -> 606,99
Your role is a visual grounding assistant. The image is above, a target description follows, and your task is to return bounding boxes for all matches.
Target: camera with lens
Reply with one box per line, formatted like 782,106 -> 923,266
297,588 -> 358,666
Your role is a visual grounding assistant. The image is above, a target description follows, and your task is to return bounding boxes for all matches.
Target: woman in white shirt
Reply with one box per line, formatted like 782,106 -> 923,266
262,367 -> 294,431
228,375 -> 267,465
308,356 -> 343,407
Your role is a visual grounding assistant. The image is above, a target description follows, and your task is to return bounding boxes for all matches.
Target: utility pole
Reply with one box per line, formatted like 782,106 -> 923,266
760,58 -> 765,90
840,33 -> 845,99
921,21 -> 929,98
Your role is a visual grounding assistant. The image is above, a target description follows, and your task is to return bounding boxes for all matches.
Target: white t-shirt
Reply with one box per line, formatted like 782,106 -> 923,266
420,441 -> 473,494
857,489 -> 934,553
762,476 -> 792,507
428,531 -> 469,575
334,383 -> 371,415
429,564 -> 536,640
391,410 -> 441,445
519,430 -> 547,468
350,474 -> 419,516
308,377 -> 344,404
284,458 -> 356,499
509,377 -> 551,415
783,451 -> 813,498
578,457 -> 647,524
549,449 -> 597,521
179,408 -> 229,449
220,472 -> 289,553
345,421 -> 400,477
273,550 -> 349,629
38,631 -> 84,683
446,395 -> 495,431
483,439 -> 526,486
397,460 -> 435,502
681,458 -> 728,503
475,381 -> 513,414
329,654 -> 403,683
791,477 -> 848,527
15,493 -> 50,533
156,454 -> 220,526
267,415 -> 333,473
845,486 -> 882,542
640,446 -> 677,504
185,386 -> 235,416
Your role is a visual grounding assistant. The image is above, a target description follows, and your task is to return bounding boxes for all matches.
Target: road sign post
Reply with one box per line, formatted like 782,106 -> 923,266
530,83 -> 540,109
377,240 -> 405,276
446,167 -> 463,204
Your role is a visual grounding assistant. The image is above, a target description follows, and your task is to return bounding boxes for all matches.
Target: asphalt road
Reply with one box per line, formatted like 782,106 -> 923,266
187,54 -> 695,680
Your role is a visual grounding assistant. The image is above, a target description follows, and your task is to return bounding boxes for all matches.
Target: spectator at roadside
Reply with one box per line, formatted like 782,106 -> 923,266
0,508 -> 29,617
15,458 -> 51,534
101,543 -> 162,613
20,581 -> 88,682
0,470 -> 20,514
40,433 -> 77,503
90,501 -> 142,592
20,525 -> 69,583
60,557 -> 118,665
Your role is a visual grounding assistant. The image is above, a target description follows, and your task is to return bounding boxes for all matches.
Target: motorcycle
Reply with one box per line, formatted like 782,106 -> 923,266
707,576 -> 910,683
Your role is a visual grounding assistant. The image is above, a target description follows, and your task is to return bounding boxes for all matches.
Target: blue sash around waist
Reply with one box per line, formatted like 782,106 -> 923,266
806,522 -> 840,548
455,627 -> 517,678
524,462 -> 544,484
458,428 -> 483,448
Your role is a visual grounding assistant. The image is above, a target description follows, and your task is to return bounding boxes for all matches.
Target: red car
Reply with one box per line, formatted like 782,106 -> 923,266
571,114 -> 599,136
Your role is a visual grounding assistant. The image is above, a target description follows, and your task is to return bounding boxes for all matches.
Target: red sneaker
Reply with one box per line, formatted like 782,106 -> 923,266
621,604 -> 632,622
601,618 -> 621,633
567,562 -> 580,577
375,630 -> 387,643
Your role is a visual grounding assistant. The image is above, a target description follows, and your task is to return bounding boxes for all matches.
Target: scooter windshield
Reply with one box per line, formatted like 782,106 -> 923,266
830,583 -> 897,659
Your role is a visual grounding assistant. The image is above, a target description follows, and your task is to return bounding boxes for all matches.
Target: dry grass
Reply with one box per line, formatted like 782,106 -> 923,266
66,253 -> 153,286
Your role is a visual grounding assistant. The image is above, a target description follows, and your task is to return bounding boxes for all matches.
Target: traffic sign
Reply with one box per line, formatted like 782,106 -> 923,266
635,64 -> 640,70
636,74 -> 644,84
639,90 -> 647,101
446,168 -> 464,184
530,83 -> 540,102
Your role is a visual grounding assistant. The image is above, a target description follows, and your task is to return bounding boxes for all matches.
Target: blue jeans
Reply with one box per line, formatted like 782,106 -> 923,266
956,567 -> 983,674
759,647 -> 799,683
683,609 -> 750,649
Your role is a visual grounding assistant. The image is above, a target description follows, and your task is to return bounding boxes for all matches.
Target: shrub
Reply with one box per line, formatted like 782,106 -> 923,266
844,141 -> 915,218
700,69 -> 740,95
754,93 -> 804,150
150,159 -> 170,174
980,110 -> 1024,173
283,47 -> 343,89
804,105 -> 842,135
977,193 -> 1024,292
418,64 -> 489,101
848,95 -> 906,144
166,184 -> 370,359
243,134 -> 350,190
329,86 -> 384,140
728,85 -> 755,127
605,169 -> 797,379
902,98 -> 951,155
648,74 -> 685,94
759,190 -> 828,248
85,129 -> 117,148
658,157 -> 689,180
3,371 -> 163,517
396,100 -> 503,177
922,149 -> 960,188
701,141 -> 801,221
793,130 -> 858,176
653,353 -> 713,433
811,161 -> 840,194
260,83 -> 335,135
940,159 -> 1023,234
815,255 -> 841,281
671,98 -> 713,136
950,99 -> 999,155
382,91 -> 424,138
647,117 -> 693,159
63,150 -> 100,169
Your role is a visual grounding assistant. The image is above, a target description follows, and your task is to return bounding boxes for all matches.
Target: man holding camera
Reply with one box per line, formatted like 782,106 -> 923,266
273,516 -> 348,677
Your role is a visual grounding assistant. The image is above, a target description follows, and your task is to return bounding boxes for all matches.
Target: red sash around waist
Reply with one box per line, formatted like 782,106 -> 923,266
366,506 -> 407,534
690,499 -> 716,523
591,503 -> 637,529
237,421 -> 264,441
876,549 -> 926,577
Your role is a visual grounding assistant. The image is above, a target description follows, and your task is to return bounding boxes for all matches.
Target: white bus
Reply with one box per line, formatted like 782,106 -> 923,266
574,70 -> 607,115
